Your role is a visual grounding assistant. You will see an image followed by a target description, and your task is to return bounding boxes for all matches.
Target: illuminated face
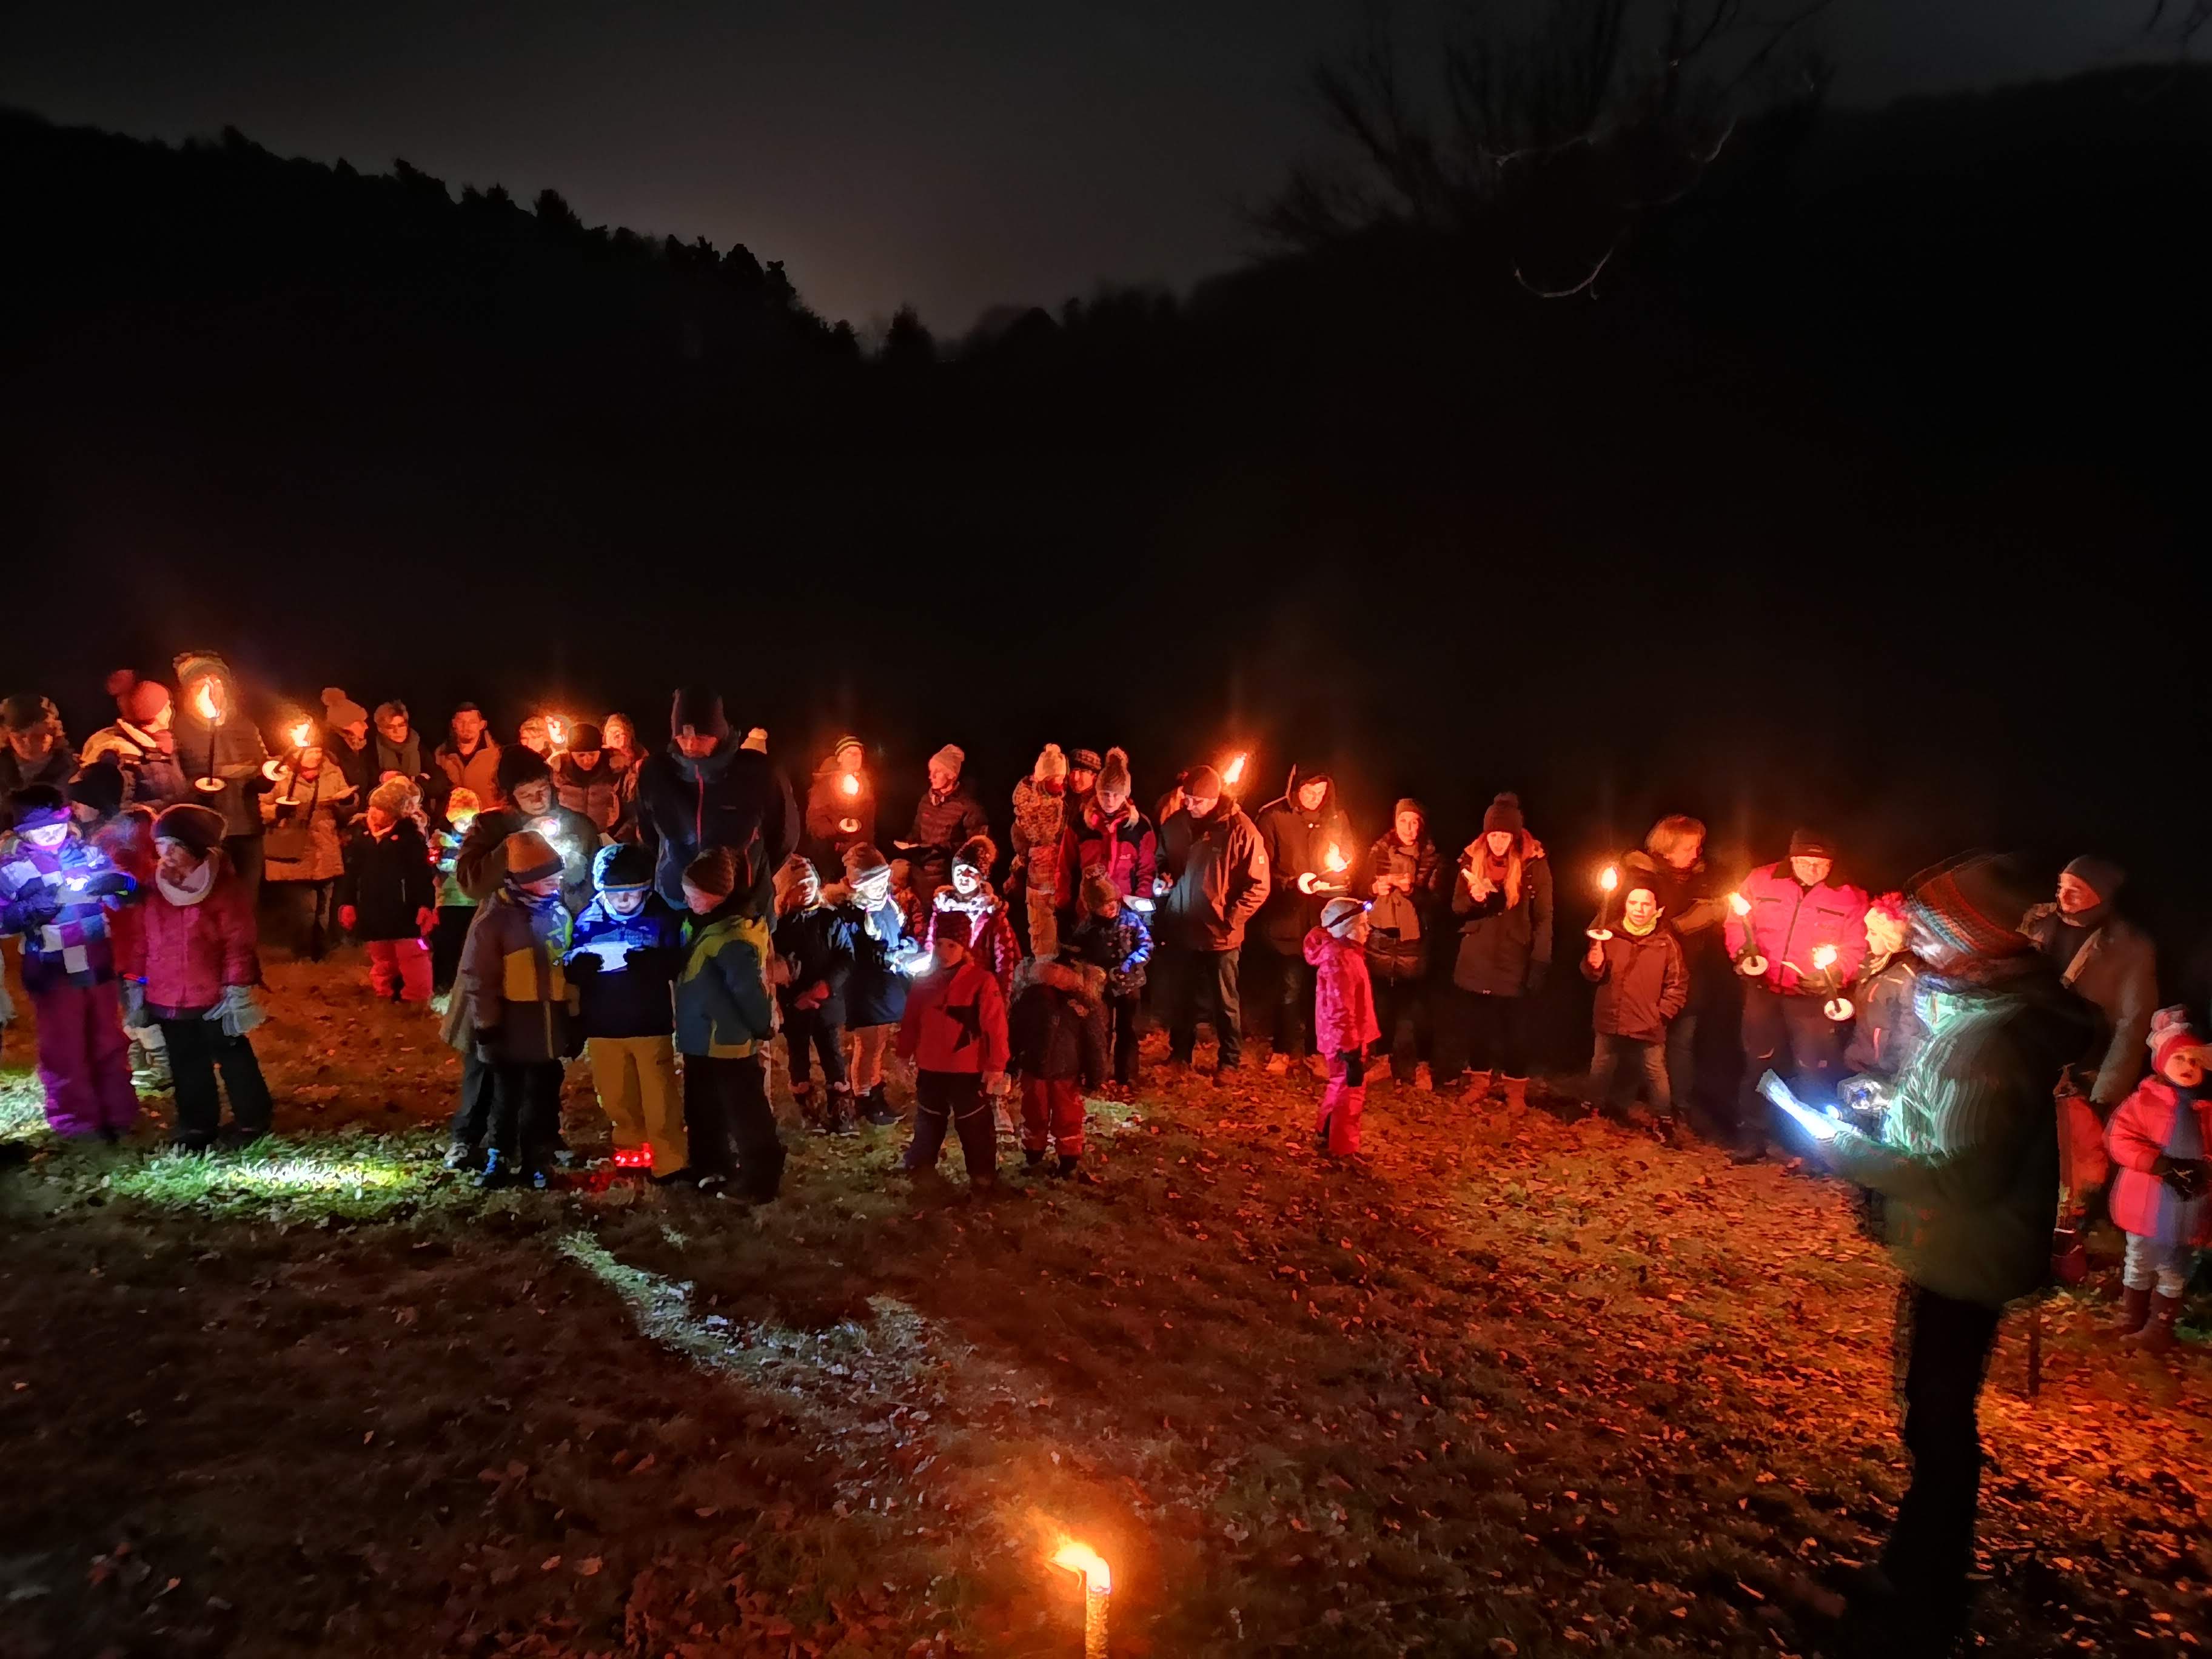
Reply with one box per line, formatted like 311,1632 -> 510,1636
155,838 -> 205,883
951,863 -> 982,898
1184,789 -> 1219,819
674,726 -> 718,759
147,703 -> 172,733
1070,768 -> 1096,795
1095,783 -> 1129,816
1395,808 -> 1422,845
1790,856 -> 1833,888
1093,893 -> 1122,921
1296,779 -> 1329,813
451,709 -> 487,746
511,779 -> 554,816
518,873 -> 564,900
605,887 -> 648,917
7,723 -> 57,764
2163,1048 -> 2207,1089
366,805 -> 396,834
1485,831 -> 1515,859
340,720 -> 369,746
1865,910 -> 1909,957
518,719 -> 551,756
836,743 -> 864,773
794,873 -> 822,908
376,711 -> 410,743
933,936 -> 968,968
927,759 -> 959,795
603,716 -> 633,751
682,882 -> 718,916
298,745 -> 325,773
1339,913 -> 1372,945
1623,888 -> 1660,929
1662,833 -> 1703,873
2056,873 -> 2099,914
24,822 -> 70,850
569,749 -> 602,771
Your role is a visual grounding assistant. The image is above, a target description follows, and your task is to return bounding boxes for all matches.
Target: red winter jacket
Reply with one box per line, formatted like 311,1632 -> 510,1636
1053,798 -> 1158,911
1304,927 -> 1381,1057
2106,1078 -> 2212,1244
896,957 -> 1010,1075
120,854 -> 261,1016
1722,862 -> 1869,995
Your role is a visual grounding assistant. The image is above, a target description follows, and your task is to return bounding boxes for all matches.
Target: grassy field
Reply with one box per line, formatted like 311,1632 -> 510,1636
1,955 -> 2206,1658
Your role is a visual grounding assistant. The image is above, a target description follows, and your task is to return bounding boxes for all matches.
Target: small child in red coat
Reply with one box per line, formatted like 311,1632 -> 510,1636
2105,1007 -> 2210,1353
1306,897 -> 1381,1156
896,911 -> 1010,1190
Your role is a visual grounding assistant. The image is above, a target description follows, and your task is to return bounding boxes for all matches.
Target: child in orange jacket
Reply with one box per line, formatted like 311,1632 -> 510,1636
896,911 -> 1009,1190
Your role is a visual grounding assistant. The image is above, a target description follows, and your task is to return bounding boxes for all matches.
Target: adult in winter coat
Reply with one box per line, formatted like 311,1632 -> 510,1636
337,779 -> 438,1002
320,689 -> 377,795
372,701 -> 430,790
635,686 -> 799,918
1722,828 -> 1869,1162
1436,793 -> 1553,1110
920,836 -> 1021,999
1812,853 -> 2096,1651
121,802 -> 272,1150
1009,744 -> 1072,959
599,713 -> 642,784
1155,765 -> 1269,1073
81,674 -> 189,809
172,652 -> 271,907
803,736 -> 877,874
1253,762 -> 1354,1073
455,746 -> 601,914
434,703 -> 502,808
2102,1008 -> 2209,1353
0,694 -> 78,808
1640,815 -> 1731,1124
1307,899 -> 1381,1156
0,785 -> 139,1138
1579,859 -> 1689,1136
554,722 -> 630,836
1051,747 -> 1156,922
833,842 -> 923,1125
261,734 -> 357,962
1363,799 -> 1443,1087
899,744 -> 990,903
2019,854 -> 2158,1213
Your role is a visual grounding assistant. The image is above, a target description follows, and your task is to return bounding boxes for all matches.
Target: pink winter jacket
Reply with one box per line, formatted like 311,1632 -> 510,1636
1722,862 -> 1869,995
2105,1076 -> 2212,1244
1304,926 -> 1381,1056
119,854 -> 261,1015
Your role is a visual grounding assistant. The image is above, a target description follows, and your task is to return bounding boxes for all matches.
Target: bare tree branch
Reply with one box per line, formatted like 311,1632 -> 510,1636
1515,242 -> 1616,298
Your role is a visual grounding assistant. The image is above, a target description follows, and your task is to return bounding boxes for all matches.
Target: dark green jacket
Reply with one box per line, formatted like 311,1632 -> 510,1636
675,905 -> 774,1058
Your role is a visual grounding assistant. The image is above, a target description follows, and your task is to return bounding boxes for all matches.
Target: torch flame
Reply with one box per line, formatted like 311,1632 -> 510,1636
1812,943 -> 1838,971
287,721 -> 312,749
840,771 -> 860,797
1600,865 -> 1618,894
192,680 -> 221,722
1222,752 -> 1247,787
546,716 -> 568,749
1051,1537 -> 1111,1594
1728,891 -> 1751,917
1324,842 -> 1347,874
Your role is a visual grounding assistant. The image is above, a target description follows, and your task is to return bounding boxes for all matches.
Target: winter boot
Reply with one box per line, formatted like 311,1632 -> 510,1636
474,1148 -> 518,1190
1055,1154 -> 1096,1184
2125,1292 -> 2183,1354
1414,1062 -> 1434,1093
443,1138 -> 480,1172
1500,1076 -> 1529,1115
1265,1053 -> 1291,1076
828,1087 -> 860,1137
793,1085 -> 824,1134
1305,1053 -> 1330,1081
1025,1146 -> 1047,1168
1461,1069 -> 1494,1102
862,1084 -> 899,1127
2107,1285 -> 2153,1338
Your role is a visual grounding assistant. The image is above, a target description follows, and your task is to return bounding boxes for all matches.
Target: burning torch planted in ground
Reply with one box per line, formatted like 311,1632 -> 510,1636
1051,1537 -> 1111,1658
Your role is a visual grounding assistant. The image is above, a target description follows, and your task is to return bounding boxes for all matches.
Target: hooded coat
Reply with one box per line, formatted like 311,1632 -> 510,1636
567,894 -> 685,1039
2106,1077 -> 2212,1244
636,739 -> 799,915
170,653 -> 269,839
1305,925 -> 1381,1056
674,901 -> 774,1058
1157,797 -> 1269,953
1253,765 -> 1353,956
836,889 -> 917,1028
921,884 -> 1020,999
774,900 -> 857,1026
460,886 -> 579,1064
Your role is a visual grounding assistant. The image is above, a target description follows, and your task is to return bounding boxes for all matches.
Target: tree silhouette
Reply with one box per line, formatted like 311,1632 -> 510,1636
880,303 -> 936,366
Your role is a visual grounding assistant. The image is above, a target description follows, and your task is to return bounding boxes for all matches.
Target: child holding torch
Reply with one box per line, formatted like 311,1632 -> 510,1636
1580,856 -> 1687,1142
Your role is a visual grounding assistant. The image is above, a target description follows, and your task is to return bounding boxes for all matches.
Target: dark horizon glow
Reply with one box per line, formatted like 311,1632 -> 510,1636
0,1 -> 2158,332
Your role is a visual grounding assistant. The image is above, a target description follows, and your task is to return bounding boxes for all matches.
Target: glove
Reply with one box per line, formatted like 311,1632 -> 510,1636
2152,1155 -> 2209,1199
1525,961 -> 1549,994
416,907 -> 437,937
338,905 -> 358,932
216,984 -> 266,1037
16,890 -> 61,927
81,870 -> 134,897
566,950 -> 602,976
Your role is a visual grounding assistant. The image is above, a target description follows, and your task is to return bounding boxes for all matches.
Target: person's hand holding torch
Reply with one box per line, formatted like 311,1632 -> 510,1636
1728,891 -> 1767,977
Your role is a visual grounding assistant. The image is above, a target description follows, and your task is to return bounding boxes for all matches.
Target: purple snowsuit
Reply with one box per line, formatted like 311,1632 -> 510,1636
0,830 -> 139,1136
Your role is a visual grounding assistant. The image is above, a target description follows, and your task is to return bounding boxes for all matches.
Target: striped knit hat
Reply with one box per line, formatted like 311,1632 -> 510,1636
1904,852 -> 2037,962
2148,1007 -> 2205,1078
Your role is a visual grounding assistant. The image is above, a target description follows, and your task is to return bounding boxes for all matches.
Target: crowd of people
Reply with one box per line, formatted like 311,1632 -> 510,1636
2,657 -> 2205,1652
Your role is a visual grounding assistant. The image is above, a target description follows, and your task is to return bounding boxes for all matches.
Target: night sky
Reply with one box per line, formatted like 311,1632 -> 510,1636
1,1 -> 2153,332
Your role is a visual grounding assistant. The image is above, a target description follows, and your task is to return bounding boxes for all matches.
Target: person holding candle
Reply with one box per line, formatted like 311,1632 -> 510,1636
1155,763 -> 1270,1079
171,652 -> 273,910
1363,799 -> 1443,1089
804,735 -> 876,872
899,743 -> 990,905
1254,761 -> 1352,1076
1840,893 -> 1928,1081
81,674 -> 189,809
1435,793 -> 1553,1112
1009,743 -> 1073,960
1721,829 -> 1869,1164
261,723 -> 357,962
1579,856 -> 1688,1141
2103,1007 -> 2210,1353
833,842 -> 923,1125
1051,748 -> 1156,926
1307,896 -> 1381,1156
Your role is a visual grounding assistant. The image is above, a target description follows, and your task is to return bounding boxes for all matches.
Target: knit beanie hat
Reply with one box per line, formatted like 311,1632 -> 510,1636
1034,743 -> 1070,782
1,694 -> 61,733
843,842 -> 891,883
682,845 -> 741,901
495,745 -> 553,802
953,834 -> 997,877
774,854 -> 819,910
1904,851 -> 2038,962
832,734 -> 865,760
172,652 -> 229,695
1483,793 -> 1525,835
1185,764 -> 1223,798
2062,854 -> 2124,905
112,674 -> 171,725
1393,797 -> 1425,829
503,830 -> 562,886
1788,827 -> 1837,860
930,743 -> 966,777
1081,874 -> 1121,915
1096,747 -> 1131,797
367,779 -> 416,820
68,760 -> 127,820
671,686 -> 730,742
1321,897 -> 1367,935
444,786 -> 482,820
153,801 -> 226,855
2148,1006 -> 2204,1077
320,687 -> 369,728
932,910 -> 973,947
1868,890 -> 1909,926
1071,748 -> 1104,775
8,785 -> 69,831
568,721 -> 603,754
594,840 -> 655,892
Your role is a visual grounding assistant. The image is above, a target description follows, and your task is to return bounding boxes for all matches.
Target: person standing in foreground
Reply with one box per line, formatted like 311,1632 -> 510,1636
1436,793 -> 1553,1111
896,910 -> 1010,1190
674,846 -> 783,1200
635,687 -> 798,919
2102,1007 -> 2209,1353
460,829 -> 579,1190
1579,856 -> 1688,1141
1807,853 -> 2094,1655
1154,763 -> 1269,1078
1308,897 -> 1380,1156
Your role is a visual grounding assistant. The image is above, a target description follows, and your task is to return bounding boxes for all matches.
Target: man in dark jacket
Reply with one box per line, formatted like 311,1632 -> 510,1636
899,743 -> 990,903
1252,762 -> 1353,1074
1155,764 -> 1269,1076
635,686 -> 798,918
0,695 -> 80,826
1813,853 -> 2098,1655
170,652 -> 271,910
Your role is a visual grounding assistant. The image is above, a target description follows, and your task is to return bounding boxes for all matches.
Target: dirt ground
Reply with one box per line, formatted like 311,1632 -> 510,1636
1,953 -> 2206,1658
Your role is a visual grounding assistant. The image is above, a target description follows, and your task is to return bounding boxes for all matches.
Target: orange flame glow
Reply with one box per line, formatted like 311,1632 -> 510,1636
546,716 -> 569,749
1222,752 -> 1247,787
1051,1537 -> 1111,1594
1600,865 -> 1618,894
287,721 -> 313,750
840,772 -> 860,797
192,680 -> 221,722
1324,842 -> 1348,874
1812,943 -> 1838,971
1728,891 -> 1751,917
